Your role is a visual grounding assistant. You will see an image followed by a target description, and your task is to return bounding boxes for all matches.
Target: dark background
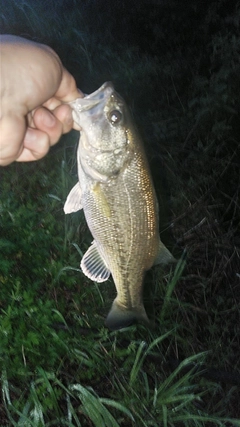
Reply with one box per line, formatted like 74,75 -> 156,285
1,0 -> 240,422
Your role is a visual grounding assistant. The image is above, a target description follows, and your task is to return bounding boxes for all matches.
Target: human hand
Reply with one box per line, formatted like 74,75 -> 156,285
0,34 -> 83,166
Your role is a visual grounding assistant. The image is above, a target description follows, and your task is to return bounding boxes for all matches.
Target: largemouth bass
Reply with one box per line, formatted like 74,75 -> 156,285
64,82 -> 175,330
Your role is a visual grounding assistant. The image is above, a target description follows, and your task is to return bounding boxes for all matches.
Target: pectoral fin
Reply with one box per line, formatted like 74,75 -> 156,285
81,241 -> 111,283
64,183 -> 82,214
154,240 -> 176,265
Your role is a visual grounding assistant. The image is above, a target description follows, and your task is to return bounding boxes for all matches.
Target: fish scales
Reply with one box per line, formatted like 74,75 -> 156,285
64,82 -> 175,330
80,150 -> 159,311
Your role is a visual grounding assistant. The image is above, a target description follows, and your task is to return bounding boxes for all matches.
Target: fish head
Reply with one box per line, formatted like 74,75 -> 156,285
70,82 -> 135,182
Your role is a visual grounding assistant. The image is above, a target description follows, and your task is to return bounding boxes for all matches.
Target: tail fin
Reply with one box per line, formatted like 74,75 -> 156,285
105,300 -> 149,331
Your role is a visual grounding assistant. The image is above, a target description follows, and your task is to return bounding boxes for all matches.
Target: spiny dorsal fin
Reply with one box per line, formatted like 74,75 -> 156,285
64,182 -> 82,214
81,241 -> 111,283
154,240 -> 176,265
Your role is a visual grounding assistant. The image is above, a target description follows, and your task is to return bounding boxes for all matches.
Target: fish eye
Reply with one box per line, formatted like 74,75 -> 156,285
109,110 -> 122,125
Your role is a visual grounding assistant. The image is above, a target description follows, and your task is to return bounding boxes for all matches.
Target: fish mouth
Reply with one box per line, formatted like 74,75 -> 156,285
69,82 -> 114,113
84,82 -> 114,101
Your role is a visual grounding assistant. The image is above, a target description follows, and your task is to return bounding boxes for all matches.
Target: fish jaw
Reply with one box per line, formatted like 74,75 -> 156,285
69,82 -> 115,128
105,298 -> 150,331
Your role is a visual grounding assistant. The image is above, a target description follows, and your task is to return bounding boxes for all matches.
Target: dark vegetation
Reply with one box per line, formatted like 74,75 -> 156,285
0,0 -> 240,425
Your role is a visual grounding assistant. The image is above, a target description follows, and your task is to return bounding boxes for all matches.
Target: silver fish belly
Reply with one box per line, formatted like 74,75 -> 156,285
64,82 -> 174,330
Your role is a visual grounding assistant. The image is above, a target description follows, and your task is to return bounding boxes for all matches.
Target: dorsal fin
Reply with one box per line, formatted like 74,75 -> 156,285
81,241 -> 111,283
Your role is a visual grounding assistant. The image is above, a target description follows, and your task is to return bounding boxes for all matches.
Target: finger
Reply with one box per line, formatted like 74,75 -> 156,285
54,67 -> 84,102
51,104 -> 80,132
42,97 -> 62,111
16,127 -> 50,162
32,107 -> 64,145
0,114 -> 26,166
42,97 -> 81,131
51,104 -> 75,134
43,81 -> 83,112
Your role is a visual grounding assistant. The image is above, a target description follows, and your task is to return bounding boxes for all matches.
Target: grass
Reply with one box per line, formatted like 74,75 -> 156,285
1,0 -> 240,425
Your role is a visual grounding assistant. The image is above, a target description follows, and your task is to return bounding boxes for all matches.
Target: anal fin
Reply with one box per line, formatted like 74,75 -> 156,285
154,240 -> 176,265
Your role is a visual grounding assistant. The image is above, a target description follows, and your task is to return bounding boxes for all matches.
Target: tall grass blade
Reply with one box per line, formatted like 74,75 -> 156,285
160,257 -> 186,321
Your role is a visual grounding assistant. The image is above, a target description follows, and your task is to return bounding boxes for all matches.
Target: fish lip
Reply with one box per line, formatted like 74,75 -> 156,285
70,82 -> 114,112
84,81 -> 114,100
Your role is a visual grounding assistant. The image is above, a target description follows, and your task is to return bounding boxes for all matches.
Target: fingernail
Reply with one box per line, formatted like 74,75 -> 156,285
43,112 -> 56,128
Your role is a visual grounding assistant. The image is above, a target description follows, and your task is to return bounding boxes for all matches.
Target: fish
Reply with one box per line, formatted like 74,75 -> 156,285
64,82 -> 175,330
